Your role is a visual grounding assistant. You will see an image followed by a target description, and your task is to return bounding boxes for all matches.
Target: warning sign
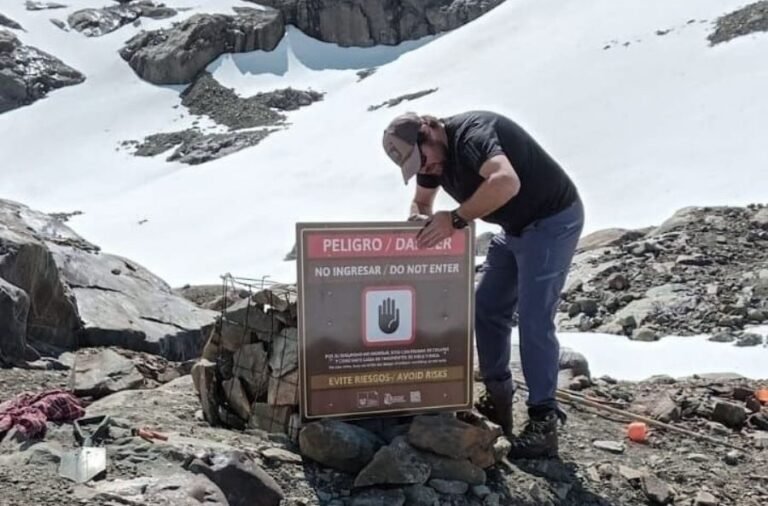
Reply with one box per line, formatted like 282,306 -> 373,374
296,222 -> 475,419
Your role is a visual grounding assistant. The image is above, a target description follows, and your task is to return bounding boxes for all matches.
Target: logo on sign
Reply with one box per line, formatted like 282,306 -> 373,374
357,391 -> 379,408
363,287 -> 415,346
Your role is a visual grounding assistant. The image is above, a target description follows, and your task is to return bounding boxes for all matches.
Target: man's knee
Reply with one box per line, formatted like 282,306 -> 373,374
476,283 -> 516,323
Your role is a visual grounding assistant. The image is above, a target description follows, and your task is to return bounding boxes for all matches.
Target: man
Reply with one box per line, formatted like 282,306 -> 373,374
382,110 -> 583,459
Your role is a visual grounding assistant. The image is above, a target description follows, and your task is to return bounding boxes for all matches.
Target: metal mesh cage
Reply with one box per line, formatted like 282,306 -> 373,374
212,274 -> 300,438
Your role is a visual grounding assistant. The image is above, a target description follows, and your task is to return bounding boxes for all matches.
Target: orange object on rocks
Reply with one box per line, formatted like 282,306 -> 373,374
757,389 -> 768,404
135,427 -> 168,442
627,421 -> 648,442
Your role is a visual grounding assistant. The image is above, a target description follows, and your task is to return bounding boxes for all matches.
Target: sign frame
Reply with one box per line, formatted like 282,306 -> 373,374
296,221 -> 475,421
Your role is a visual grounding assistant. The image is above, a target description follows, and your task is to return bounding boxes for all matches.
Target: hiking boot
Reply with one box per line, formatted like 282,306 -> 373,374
507,410 -> 562,459
474,391 -> 514,438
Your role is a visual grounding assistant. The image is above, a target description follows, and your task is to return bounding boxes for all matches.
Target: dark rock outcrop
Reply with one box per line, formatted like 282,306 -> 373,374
0,30 -> 85,113
0,13 -> 23,30
709,1 -> 768,45
179,72 -> 323,130
68,1 -> 177,38
252,0 -> 505,47
559,205 -> 768,339
0,199 -> 216,360
125,127 -> 275,165
120,10 -> 284,84
0,278 -> 36,364
122,73 -> 322,164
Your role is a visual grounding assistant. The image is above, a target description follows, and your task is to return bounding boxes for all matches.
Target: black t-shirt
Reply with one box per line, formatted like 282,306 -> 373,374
417,111 -> 578,235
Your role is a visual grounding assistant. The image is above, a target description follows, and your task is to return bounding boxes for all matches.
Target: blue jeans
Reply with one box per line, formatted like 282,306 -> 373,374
475,199 -> 584,413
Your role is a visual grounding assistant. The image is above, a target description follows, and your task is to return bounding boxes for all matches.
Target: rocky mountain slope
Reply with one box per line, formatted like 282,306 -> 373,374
0,199 -> 216,364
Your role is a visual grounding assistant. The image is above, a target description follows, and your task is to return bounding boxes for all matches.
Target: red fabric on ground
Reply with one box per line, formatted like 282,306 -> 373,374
0,389 -> 84,438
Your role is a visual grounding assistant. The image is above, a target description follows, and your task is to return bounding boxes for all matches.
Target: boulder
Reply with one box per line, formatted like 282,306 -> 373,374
60,348 -> 144,398
0,278 -> 34,363
0,199 -> 217,360
711,401 -> 747,429
350,488 -> 406,506
429,478 -> 469,495
269,328 -> 298,376
268,368 -> 299,405
0,30 -> 85,113
650,207 -> 701,235
253,0 -> 504,47
602,284 -> 697,332
233,342 -> 270,399
407,414 -> 500,469
189,452 -> 284,506
120,11 -> 284,84
417,449 -> 486,485
641,475 -> 676,505
0,13 -> 22,30
299,420 -> 383,474
751,207 -> 768,229
353,436 -> 430,487
192,359 -> 220,425
68,5 -> 142,37
75,473 -> 228,505
248,402 -> 292,433
404,485 -> 439,506
649,393 -> 681,423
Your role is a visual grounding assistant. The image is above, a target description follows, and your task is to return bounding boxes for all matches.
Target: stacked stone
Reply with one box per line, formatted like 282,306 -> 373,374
192,284 -> 301,437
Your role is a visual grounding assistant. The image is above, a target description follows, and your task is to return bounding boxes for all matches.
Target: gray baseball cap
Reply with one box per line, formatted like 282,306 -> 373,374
382,112 -> 422,184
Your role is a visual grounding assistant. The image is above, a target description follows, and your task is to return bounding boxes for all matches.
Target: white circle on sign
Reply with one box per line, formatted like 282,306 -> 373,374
363,287 -> 415,345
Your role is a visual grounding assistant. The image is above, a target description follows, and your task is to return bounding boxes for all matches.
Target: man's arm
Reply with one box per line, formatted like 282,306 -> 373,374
409,184 -> 438,219
456,154 -> 520,221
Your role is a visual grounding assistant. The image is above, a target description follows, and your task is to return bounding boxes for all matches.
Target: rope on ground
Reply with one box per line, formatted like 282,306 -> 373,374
516,383 -> 747,451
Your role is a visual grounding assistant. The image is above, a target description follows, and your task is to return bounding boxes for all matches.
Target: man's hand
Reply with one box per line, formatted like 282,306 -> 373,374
416,211 -> 453,248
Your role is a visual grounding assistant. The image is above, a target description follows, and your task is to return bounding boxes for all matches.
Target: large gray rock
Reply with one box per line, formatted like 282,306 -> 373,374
0,13 -> 23,30
601,284 -> 697,332
0,30 -> 85,113
418,449 -> 486,485
120,10 -> 284,84
353,436 -> 430,488
189,452 -> 284,506
299,420 -> 383,474
269,328 -> 297,376
68,2 -> 177,38
752,207 -> 768,229
711,401 -> 747,429
60,348 -> 145,398
0,278 -> 33,363
192,359 -> 220,425
0,199 -> 216,359
75,474 -> 228,506
408,414 -> 500,469
233,342 -> 270,399
0,200 -> 82,350
254,0 -> 505,47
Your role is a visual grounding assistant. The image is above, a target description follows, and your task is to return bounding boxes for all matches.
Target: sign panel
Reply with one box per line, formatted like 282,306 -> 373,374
296,222 -> 475,419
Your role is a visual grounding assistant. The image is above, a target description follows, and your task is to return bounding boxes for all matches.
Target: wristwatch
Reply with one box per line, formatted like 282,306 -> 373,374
450,209 -> 468,229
